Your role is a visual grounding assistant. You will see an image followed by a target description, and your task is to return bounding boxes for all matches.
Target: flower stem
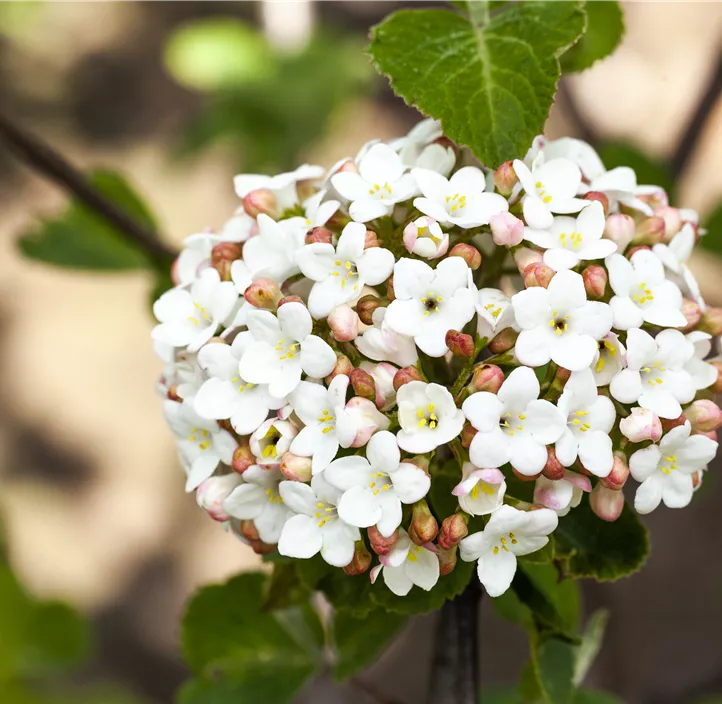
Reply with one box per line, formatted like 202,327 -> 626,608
450,335 -> 488,401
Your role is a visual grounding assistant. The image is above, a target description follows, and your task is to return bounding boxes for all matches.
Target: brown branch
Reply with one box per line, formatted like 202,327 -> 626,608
0,111 -> 177,266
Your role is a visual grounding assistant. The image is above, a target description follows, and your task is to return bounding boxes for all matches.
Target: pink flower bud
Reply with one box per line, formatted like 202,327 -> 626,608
349,368 -> 377,402
211,242 -> 243,281
699,307 -> 722,337
344,397 -> 389,447
305,226 -> 333,245
448,242 -> 482,270
196,474 -> 243,522
328,305 -> 359,342
523,262 -> 554,289
242,188 -> 278,218
590,484 -> 624,522
438,545 -> 458,576
583,191 -> 609,216
460,422 -> 477,449
514,247 -> 543,273
280,452 -> 312,482
405,455 -> 431,473
386,276 -> 395,301
494,160 -> 519,196
632,216 -> 665,246
490,212 -> 524,247
403,216 -> 449,259
408,499 -> 439,545
445,329 -> 475,358
656,206 -> 682,242
469,363 -> 504,393
512,467 -> 540,482
686,400 -> 722,433
364,229 -> 380,249
661,412 -> 687,434
356,294 -> 383,325
488,327 -> 519,354
438,513 -> 469,550
680,298 -> 701,333
638,187 -> 668,210
277,294 -> 304,307
343,540 -> 371,575
240,519 -> 260,542
232,442 -> 254,474
244,278 -> 282,310
368,525 -> 398,556
360,361 -> 397,411
582,265 -> 607,300
541,447 -> 565,480
619,407 -> 662,444
601,452 -> 630,491
712,362 -> 722,394
250,539 -> 277,556
603,213 -> 635,252
393,365 -> 422,391
699,430 -> 718,441
325,354 -> 353,384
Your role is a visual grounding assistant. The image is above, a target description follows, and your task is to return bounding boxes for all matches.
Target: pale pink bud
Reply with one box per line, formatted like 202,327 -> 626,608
405,455 -> 431,473
601,452 -> 630,491
403,216 -> 449,259
244,278 -> 282,310
438,513 -> 469,550
590,485 -> 624,522
349,368 -> 376,402
305,226 -> 333,245
583,191 -> 609,216
334,158 -> 358,175
364,229 -> 380,249
490,212 -> 524,247
582,265 -> 607,300
344,397 -> 389,447
603,213 -> 635,252
632,216 -> 665,246
699,430 -> 718,441
280,452 -> 312,482
343,540 -> 371,576
368,525 -> 398,556
360,361 -> 397,411
680,298 -> 702,332
619,407 -> 662,444
661,413 -> 687,434
438,545 -> 458,576
239,519 -> 260,542
325,354 -> 353,384
638,187 -> 668,210
445,329 -> 475,358
232,442 -> 254,474
686,400 -> 722,433
356,294 -> 383,325
196,474 -> 243,522
514,247 -> 543,273
699,307 -> 722,337
211,242 -> 243,281
448,242 -> 482,270
242,188 -> 278,218
408,499 -> 439,545
393,365 -> 422,391
488,327 -> 519,354
469,363 -> 504,393
541,447 -> 565,480
494,160 -> 519,196
277,294 -> 304,307
656,206 -> 682,242
523,262 -> 554,289
328,305 -> 359,342
250,539 -> 277,556
460,422 -> 477,449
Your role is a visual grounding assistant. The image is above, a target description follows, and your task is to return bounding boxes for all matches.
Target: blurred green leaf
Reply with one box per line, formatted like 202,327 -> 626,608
573,610 -> 609,686
533,637 -> 576,704
0,564 -> 34,682
262,561 -> 309,612
562,2 -> 624,73
478,685 -> 524,703
573,690 -> 624,704
164,18 -> 275,91
597,142 -> 675,198
19,170 -> 157,271
700,202 -> 722,256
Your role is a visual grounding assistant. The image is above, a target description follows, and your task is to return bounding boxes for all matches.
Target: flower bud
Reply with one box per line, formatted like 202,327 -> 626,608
386,276 -> 395,301
512,467 -> 540,482
166,386 -> 182,403
242,188 -> 278,218
541,447 -> 565,480
403,216 -> 449,259
277,294 -> 304,307
361,361 -> 397,411
328,305 -> 360,342
368,525 -> 398,556
405,455 -> 431,474
514,247 -> 543,273
244,278 -> 282,310
488,327 -> 519,354
632,216 -> 665,246
700,430 -> 718,441
240,519 -> 260,542
393,365 -> 422,391
211,242 -> 243,281
494,160 -> 519,196
637,187 -> 668,210
619,407 -> 662,444
603,213 -> 635,252
305,226 -> 333,245
445,329 -> 475,358
408,499 -> 439,545
490,212 -> 524,247
523,262 -> 554,289
345,397 -> 389,447
626,245 -> 651,260
343,540 -> 372,576
280,452 -> 312,482
582,265 -> 607,300
469,363 -> 504,393
661,412 -> 687,434
656,206 -> 682,242
356,295 -> 383,325
364,229 -> 380,249
686,399 -> 722,433
712,362 -> 722,394
250,539 -> 277,556
438,513 -> 469,550
349,368 -> 377,402
583,191 -> 609,216
680,298 -> 701,333
699,307 -> 722,337
600,452 -> 630,491
325,354 -> 353,384
448,242 -> 482,270
232,442 -> 254,474
692,470 -> 704,490
196,474 -> 243,522
460,422 -> 477,449
438,545 -> 458,576
590,484 -> 624,522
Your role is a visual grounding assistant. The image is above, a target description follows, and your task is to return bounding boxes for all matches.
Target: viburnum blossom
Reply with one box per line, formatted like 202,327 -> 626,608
154,121 -> 721,600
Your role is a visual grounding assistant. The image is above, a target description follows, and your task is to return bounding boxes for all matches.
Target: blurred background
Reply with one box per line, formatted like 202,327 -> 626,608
0,2 -> 721,703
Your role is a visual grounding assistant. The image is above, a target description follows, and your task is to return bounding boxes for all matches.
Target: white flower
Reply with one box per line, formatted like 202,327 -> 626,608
223,466 -> 290,543
530,136 -> 605,182
370,529 -> 440,596
158,350 -> 204,404
331,143 -> 417,222
175,233 -> 214,286
385,257 -> 475,357
163,400 -> 237,492
355,307 -> 418,368
343,396 -> 391,448
396,381 -> 465,453
460,505 -> 558,597
392,118 -> 455,176
325,431 -> 430,537
555,369 -> 615,477
193,334 -> 285,436
512,157 -> 588,230
511,269 -> 613,371
152,268 -> 237,352
523,201 -> 617,271
452,463 -> 506,516
402,216 -> 449,259
239,302 -> 336,398
584,166 -> 653,215
278,474 -> 360,567
605,250 -> 687,329
653,224 -> 705,309
241,214 -> 306,283
619,407 -> 663,444
412,166 -> 508,228
685,331 -> 717,391
463,367 -> 566,476
249,417 -> 297,465
360,361 -> 398,412
219,207 -> 255,243
474,287 -> 516,341
302,189 -> 340,231
592,332 -> 626,387
289,376 -> 357,475
297,221 -> 394,319
533,471 -> 591,516
234,163 -> 324,211
629,422 -> 717,514
610,328 -> 695,419
226,259 -> 253,328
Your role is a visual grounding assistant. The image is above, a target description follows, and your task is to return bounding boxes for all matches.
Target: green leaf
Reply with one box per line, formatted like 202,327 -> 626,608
597,142 -> 675,199
561,2 -> 624,72
533,637 -> 576,704
369,2 -> 586,167
519,659 -> 544,702
554,497 -> 649,581
19,170 -> 158,271
332,608 -> 407,680
574,691 -> 624,704
181,572 -> 317,704
477,685 -> 524,703
700,202 -> 722,256
0,564 -> 34,682
573,610 -> 610,686
262,562 -> 309,612
428,459 -> 464,519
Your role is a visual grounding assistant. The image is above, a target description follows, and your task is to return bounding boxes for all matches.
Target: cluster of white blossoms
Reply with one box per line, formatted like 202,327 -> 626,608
153,121 -> 722,599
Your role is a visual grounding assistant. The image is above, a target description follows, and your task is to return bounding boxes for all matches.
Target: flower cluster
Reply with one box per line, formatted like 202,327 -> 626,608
153,121 -> 722,599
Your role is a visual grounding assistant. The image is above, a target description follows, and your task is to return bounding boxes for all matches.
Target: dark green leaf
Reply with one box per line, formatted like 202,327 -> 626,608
700,202 -> 722,256
574,691 -> 625,704
597,142 -> 675,199
522,563 -> 580,634
519,659 -> 544,702
555,497 -> 649,581
562,2 -> 624,72
477,685 -> 524,703
0,564 -> 34,681
573,610 -> 609,686
534,637 -> 576,704
369,2 -> 586,167
428,459 -> 464,519
262,562 -> 309,612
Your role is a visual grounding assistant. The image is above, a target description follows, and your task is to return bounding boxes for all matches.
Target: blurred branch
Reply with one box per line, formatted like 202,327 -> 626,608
352,677 -> 408,704
670,49 -> 722,181
0,111 -> 176,266
557,79 -> 601,148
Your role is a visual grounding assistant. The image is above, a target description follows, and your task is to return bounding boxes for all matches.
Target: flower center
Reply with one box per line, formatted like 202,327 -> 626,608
632,281 -> 655,305
407,544 -> 424,562
317,408 -> 336,435
500,412 -> 526,437
368,182 -> 393,198
265,486 -> 283,504
368,471 -> 392,496
640,361 -> 666,387
331,259 -> 360,291
187,301 -> 211,327
231,375 -> 254,393
569,409 -> 591,433
484,302 -> 503,320
558,230 -> 583,249
595,339 -> 617,372
421,292 -> 442,315
416,403 -> 439,429
548,310 -> 570,335
445,192 -> 467,213
660,454 -> 678,475
260,426 -> 282,459
492,532 -> 518,555
187,427 -> 211,450
418,225 -> 443,246
313,501 -> 337,527
274,338 -> 299,361
470,482 -> 495,500
534,180 -> 552,204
